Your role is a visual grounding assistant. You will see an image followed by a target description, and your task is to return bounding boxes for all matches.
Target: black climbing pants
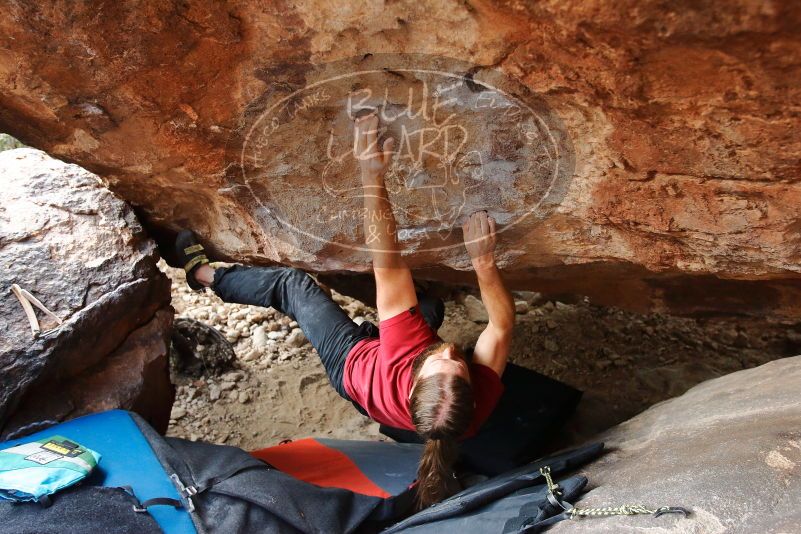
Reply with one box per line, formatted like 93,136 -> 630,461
212,265 -> 445,402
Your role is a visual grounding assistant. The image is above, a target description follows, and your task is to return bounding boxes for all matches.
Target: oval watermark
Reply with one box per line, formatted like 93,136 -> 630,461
224,54 -> 574,259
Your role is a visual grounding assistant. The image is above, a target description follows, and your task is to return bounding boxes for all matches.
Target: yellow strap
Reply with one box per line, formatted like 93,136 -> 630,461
183,244 -> 204,255
184,255 -> 209,273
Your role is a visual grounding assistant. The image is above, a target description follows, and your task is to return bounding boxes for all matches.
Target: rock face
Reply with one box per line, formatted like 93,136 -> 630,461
0,148 -> 174,439
1,2 -> 800,315
553,356 -> 801,533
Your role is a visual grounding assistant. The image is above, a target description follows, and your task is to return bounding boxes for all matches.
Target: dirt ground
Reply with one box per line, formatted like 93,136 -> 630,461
163,263 -> 801,451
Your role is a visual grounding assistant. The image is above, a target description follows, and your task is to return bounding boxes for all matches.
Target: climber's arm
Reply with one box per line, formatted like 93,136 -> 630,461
464,211 -> 515,376
354,112 -> 417,321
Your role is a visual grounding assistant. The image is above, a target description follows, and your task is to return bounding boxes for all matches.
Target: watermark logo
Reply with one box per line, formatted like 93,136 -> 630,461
225,54 -> 574,258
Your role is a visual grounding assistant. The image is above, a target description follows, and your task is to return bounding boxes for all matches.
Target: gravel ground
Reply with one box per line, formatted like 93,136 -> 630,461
163,262 -> 801,450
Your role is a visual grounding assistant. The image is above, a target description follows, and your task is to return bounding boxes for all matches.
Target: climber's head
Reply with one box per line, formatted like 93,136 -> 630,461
409,342 -> 474,509
412,341 -> 471,385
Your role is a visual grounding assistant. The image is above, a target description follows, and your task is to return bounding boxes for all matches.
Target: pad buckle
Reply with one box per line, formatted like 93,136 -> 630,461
170,473 -> 197,513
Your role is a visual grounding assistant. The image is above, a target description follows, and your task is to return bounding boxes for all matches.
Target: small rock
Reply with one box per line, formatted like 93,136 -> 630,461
463,295 -> 489,323
286,328 -> 307,348
546,319 -> 558,329
219,380 -> 236,391
267,331 -> 285,340
238,390 -> 251,404
543,339 -> 559,352
594,359 -> 612,370
208,384 -> 221,401
226,332 -> 240,343
252,326 -> 268,348
734,333 -> 750,348
171,406 -> 187,420
222,371 -> 245,383
514,291 -> 544,306
514,300 -> 529,314
242,348 -> 260,362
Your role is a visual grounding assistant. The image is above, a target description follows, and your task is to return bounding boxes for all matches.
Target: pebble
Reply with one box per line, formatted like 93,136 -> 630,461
463,295 -> 489,323
516,291 -> 544,306
252,326 -> 268,348
171,406 -> 187,420
267,330 -> 285,340
543,339 -> 559,352
208,384 -> 221,401
595,359 -> 612,370
514,300 -> 529,314
238,391 -> 251,404
286,328 -> 307,348
222,371 -> 245,382
219,381 -> 236,391
242,349 -> 260,362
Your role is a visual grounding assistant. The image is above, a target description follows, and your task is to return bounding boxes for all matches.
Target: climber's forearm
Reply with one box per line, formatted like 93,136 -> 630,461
361,175 -> 404,269
474,257 -> 515,333
361,174 -> 417,320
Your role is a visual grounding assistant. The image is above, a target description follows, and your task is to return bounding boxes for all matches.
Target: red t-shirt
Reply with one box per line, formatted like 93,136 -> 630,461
343,305 -> 504,436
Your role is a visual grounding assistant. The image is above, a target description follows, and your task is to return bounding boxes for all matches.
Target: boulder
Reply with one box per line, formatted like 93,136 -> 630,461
553,356 -> 801,533
1,2 -> 800,315
0,148 -> 174,439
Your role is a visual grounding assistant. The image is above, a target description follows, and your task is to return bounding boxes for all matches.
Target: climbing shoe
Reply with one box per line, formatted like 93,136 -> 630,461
175,230 -> 209,290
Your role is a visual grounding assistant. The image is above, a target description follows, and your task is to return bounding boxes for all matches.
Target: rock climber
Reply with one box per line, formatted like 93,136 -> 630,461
175,111 -> 515,508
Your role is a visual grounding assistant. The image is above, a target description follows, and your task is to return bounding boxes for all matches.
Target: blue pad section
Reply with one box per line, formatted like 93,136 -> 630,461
0,410 -> 195,534
318,438 -> 422,496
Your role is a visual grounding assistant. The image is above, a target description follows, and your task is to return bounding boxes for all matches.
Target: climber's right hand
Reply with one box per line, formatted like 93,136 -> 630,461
353,112 -> 395,184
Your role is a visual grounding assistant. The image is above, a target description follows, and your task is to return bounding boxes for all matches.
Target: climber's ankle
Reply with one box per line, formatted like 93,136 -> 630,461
194,264 -> 215,287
